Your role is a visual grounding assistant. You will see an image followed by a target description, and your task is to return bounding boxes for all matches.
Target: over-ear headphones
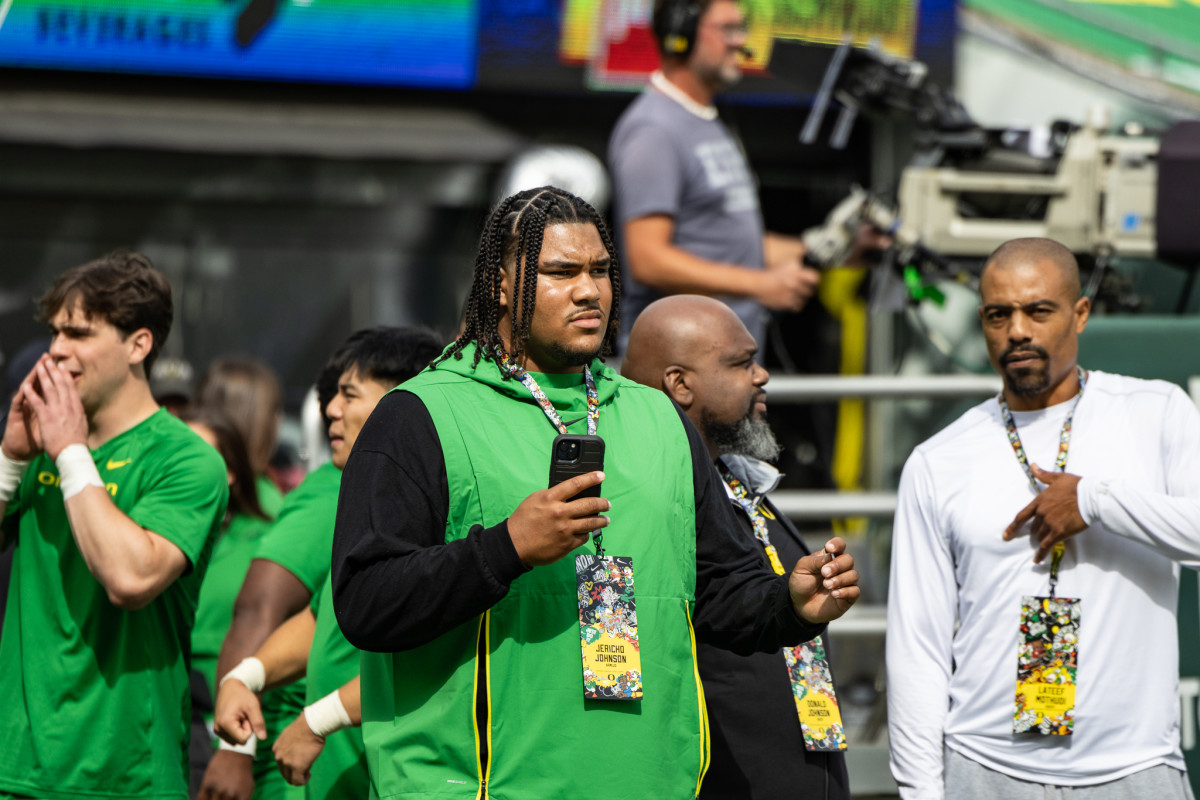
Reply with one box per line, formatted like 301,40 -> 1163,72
653,0 -> 702,59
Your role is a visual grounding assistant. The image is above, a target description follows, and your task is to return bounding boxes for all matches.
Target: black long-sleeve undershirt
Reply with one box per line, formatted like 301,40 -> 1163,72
331,389 -> 823,654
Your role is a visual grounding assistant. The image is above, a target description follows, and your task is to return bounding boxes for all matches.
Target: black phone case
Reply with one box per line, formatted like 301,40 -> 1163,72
548,434 -> 605,500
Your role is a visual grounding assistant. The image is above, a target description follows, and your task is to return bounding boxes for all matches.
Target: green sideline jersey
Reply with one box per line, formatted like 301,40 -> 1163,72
0,408 -> 228,799
193,481 -> 289,800
250,461 -> 341,798
256,474 -> 285,519
254,462 -> 341,595
192,511 -> 274,703
304,577 -> 366,800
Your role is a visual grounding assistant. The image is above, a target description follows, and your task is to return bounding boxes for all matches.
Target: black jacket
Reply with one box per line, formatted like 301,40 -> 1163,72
698,483 -> 851,800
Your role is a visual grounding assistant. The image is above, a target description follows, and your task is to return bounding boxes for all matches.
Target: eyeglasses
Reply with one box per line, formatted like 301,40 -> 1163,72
702,21 -> 749,42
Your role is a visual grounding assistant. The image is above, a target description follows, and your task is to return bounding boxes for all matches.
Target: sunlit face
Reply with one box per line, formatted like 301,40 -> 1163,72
689,0 -> 748,92
688,311 -> 776,459
693,312 -> 768,428
325,367 -> 391,470
978,259 -> 1089,410
47,300 -> 148,416
499,223 -> 613,373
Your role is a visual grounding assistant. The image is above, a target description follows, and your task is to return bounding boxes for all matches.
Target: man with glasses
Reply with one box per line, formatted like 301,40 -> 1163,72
608,0 -> 820,351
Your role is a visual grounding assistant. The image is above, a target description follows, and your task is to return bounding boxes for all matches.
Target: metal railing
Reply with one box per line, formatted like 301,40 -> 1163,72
768,372 -> 1000,519
773,490 -> 897,519
767,373 -> 1001,403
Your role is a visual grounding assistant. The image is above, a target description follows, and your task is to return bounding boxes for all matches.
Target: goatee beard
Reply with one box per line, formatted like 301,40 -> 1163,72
1004,369 -> 1050,398
543,338 -> 603,368
1000,343 -> 1050,398
704,412 -> 782,462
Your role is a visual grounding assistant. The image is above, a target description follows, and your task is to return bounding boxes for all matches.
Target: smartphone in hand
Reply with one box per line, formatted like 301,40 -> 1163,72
548,434 -> 605,501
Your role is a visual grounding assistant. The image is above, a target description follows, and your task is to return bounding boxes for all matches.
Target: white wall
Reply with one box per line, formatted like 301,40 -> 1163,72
955,22 -> 1178,132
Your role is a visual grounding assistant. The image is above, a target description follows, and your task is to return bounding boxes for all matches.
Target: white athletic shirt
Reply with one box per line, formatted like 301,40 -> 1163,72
887,371 -> 1200,798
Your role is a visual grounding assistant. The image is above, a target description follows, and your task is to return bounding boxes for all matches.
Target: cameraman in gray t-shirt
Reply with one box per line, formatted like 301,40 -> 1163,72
609,0 -> 820,351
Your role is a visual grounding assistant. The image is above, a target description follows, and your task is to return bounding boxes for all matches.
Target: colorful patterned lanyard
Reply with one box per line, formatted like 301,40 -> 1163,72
719,462 -> 849,752
719,464 -> 786,577
998,366 -> 1086,595
494,347 -> 598,436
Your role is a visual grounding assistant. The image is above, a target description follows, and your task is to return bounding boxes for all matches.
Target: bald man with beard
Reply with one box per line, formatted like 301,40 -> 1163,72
624,295 -> 851,800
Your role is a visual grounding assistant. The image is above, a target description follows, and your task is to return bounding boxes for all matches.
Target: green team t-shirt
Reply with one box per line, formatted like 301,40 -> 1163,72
192,477 -> 291,799
253,461 -> 340,594
0,408 -> 227,800
249,462 -> 341,795
191,511 -> 274,702
304,577 -> 367,800
256,474 -> 285,518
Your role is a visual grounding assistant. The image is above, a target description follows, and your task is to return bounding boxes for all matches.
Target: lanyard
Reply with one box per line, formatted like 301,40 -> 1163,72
721,461 -> 849,752
998,366 -> 1086,596
719,464 -> 786,576
494,347 -> 599,436
496,347 -> 604,554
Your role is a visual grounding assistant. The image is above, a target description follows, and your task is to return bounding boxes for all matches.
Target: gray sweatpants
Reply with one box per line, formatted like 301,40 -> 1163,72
945,747 -> 1196,800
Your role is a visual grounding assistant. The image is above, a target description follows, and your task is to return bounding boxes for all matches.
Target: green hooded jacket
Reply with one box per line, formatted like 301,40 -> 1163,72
360,344 -> 711,799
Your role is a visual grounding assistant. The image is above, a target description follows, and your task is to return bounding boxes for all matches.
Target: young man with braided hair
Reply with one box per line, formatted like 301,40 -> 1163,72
332,185 -> 860,798
0,252 -> 228,799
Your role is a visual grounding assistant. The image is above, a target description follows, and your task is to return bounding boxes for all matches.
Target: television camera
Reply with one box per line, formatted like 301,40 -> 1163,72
775,38 -> 1200,311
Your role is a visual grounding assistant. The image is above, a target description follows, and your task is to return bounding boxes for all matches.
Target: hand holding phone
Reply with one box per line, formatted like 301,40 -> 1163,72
506,435 -> 609,568
548,434 -> 605,501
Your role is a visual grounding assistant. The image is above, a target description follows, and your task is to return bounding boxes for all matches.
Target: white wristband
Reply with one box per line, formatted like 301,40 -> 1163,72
218,735 -> 258,756
219,657 -> 266,694
304,689 -> 352,738
55,444 -> 103,500
0,452 -> 29,503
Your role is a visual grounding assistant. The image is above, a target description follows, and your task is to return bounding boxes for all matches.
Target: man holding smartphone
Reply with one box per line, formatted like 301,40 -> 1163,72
0,251 -> 228,799
623,294 -> 851,799
332,186 -> 860,799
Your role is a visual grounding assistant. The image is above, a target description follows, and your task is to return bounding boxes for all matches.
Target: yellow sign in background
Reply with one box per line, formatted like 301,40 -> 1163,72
559,0 -> 918,83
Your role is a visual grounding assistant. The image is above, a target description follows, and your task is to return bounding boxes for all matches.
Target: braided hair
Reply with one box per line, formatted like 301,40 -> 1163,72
436,185 -> 622,372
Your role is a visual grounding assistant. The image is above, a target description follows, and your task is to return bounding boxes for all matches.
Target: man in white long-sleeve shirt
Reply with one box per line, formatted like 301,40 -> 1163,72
887,237 -> 1200,799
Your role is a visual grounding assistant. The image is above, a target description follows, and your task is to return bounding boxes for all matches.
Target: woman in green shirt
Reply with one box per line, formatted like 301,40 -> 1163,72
183,407 -> 274,793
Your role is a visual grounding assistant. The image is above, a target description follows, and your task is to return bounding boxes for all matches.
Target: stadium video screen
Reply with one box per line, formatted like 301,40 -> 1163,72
0,0 -> 952,92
